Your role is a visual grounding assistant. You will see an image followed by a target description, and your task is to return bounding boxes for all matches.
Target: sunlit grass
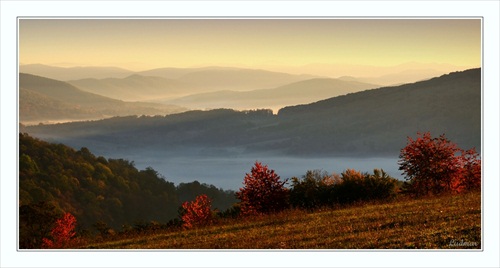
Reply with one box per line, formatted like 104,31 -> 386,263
80,191 -> 480,249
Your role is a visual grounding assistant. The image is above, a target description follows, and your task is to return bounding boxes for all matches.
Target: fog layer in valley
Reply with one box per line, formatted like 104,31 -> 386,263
88,148 -> 401,191
22,68 -> 481,191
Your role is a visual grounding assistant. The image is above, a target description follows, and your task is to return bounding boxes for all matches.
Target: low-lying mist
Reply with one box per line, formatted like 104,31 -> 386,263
93,148 -> 402,191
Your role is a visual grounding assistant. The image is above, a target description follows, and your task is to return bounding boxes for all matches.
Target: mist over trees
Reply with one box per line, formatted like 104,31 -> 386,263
24,68 -> 481,158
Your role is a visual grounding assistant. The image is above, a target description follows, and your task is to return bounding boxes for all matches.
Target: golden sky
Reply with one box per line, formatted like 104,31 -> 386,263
19,18 -> 481,73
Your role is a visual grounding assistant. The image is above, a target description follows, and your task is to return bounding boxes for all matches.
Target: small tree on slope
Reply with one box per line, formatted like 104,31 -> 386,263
236,161 -> 289,215
180,194 -> 214,229
42,212 -> 77,249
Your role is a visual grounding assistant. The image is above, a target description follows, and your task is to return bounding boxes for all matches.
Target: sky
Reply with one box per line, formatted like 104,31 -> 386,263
19,18 -> 481,74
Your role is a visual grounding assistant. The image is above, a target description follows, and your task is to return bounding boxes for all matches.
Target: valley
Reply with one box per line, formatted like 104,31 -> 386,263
20,68 -> 481,190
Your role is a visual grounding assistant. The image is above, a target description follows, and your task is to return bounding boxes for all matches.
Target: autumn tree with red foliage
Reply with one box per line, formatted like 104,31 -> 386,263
236,161 -> 289,215
398,132 -> 481,196
180,194 -> 214,229
456,148 -> 481,191
42,212 -> 77,249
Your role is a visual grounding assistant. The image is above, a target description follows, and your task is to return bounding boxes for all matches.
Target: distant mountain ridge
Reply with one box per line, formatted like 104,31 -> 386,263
336,68 -> 450,86
19,73 -> 186,124
67,74 -> 194,101
165,78 -> 379,111
19,64 -> 134,80
24,68 -> 481,157
172,68 -> 319,91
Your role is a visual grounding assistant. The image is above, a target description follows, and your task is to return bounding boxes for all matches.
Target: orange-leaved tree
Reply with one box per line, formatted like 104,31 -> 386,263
180,194 -> 214,229
236,161 -> 289,215
398,132 -> 480,196
42,212 -> 77,249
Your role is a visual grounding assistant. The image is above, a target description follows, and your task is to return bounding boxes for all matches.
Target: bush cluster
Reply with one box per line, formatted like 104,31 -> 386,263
290,168 -> 399,209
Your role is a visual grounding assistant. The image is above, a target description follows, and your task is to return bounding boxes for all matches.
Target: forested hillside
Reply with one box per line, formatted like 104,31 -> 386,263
19,133 -> 236,231
276,68 -> 481,155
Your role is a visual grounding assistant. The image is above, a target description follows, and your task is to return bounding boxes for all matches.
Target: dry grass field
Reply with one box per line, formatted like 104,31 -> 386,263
79,191 -> 481,249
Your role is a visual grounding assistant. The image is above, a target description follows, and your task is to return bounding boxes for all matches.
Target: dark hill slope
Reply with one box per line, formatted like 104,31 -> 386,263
20,87 -> 101,122
277,68 -> 481,154
20,73 -> 121,106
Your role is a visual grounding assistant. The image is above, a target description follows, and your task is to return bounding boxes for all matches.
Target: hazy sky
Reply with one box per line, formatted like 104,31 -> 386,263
19,18 -> 481,73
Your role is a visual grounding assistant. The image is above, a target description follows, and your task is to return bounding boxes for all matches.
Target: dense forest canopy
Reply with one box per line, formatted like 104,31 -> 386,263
19,133 -> 236,230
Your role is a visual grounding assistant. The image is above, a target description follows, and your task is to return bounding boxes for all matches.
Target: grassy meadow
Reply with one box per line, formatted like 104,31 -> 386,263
78,190 -> 481,249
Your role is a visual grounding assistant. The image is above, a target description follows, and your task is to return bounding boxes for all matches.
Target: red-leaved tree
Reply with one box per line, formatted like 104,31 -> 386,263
456,148 -> 481,191
398,132 -> 481,196
236,161 -> 289,215
42,212 -> 77,249
180,194 -> 214,229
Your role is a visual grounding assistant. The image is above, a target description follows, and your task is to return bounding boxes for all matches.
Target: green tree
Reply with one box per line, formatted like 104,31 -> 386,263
290,170 -> 335,209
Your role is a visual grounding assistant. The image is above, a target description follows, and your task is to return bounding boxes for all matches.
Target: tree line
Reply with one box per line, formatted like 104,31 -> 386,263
180,132 -> 480,229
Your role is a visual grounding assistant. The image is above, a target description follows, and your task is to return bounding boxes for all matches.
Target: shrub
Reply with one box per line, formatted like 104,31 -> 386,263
180,194 -> 214,229
290,170 -> 338,209
363,169 -> 400,200
236,161 -> 289,215
19,202 -> 60,248
331,169 -> 366,204
332,169 -> 399,204
42,212 -> 77,249
217,203 -> 241,219
398,132 -> 481,196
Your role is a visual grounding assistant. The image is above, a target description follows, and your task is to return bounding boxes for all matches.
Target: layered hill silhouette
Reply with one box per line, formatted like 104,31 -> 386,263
336,68 -> 449,86
164,78 -> 378,111
68,73 -> 377,111
24,68 -> 481,157
170,67 -> 318,91
19,64 -> 134,80
67,74 -> 194,101
19,73 -> 186,124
